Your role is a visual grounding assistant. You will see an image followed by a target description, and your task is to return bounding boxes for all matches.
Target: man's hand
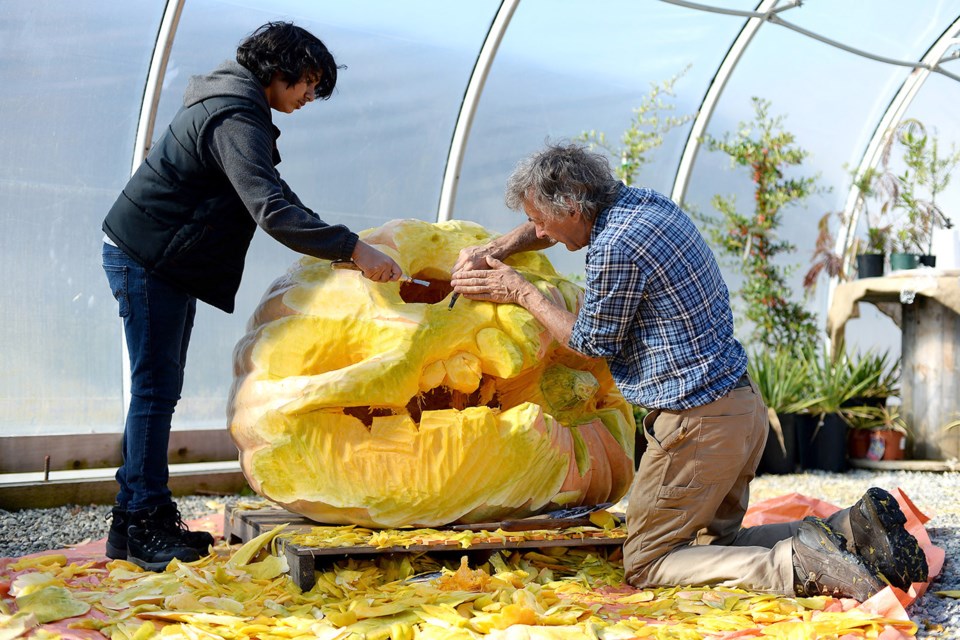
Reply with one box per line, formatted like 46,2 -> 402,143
453,244 -> 497,274
452,256 -> 579,347
351,241 -> 402,283
450,256 -> 531,304
452,221 -> 554,275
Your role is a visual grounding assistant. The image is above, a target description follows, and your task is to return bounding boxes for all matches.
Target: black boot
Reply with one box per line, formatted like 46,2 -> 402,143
848,487 -> 928,590
107,503 -> 215,562
105,506 -> 130,560
793,517 -> 884,601
127,503 -> 207,571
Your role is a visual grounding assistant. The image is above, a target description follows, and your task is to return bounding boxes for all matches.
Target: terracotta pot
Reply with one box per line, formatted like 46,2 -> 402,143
866,429 -> 907,461
848,429 -> 872,459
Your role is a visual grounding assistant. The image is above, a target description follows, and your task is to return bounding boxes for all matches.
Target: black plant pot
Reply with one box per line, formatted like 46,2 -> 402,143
856,253 -> 884,278
842,395 -> 887,410
796,413 -> 848,472
757,412 -> 797,475
919,254 -> 937,268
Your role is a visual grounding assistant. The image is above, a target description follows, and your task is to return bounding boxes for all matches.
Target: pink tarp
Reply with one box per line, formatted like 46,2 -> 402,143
743,487 -> 942,633
0,490 -> 943,639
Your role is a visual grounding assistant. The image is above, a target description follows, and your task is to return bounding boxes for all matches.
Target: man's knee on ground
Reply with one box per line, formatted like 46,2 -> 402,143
622,551 -> 663,589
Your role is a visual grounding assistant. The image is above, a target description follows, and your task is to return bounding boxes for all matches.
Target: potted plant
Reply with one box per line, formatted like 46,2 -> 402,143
842,350 -> 899,408
799,345 -> 892,472
748,347 -> 823,474
802,160 -> 902,289
852,166 -> 895,278
846,403 -> 909,461
886,119 -> 960,269
842,351 -> 901,460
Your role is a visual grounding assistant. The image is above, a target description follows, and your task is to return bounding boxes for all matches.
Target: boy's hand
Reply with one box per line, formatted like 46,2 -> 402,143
351,241 -> 401,282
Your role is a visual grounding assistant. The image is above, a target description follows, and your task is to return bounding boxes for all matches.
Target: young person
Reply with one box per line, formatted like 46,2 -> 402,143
102,21 -> 401,571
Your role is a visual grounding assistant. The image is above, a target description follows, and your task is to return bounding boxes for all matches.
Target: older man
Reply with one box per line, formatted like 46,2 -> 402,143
451,142 -> 927,599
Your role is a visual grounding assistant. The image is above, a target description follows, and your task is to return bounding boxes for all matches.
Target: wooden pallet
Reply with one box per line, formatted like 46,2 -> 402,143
224,506 -> 625,591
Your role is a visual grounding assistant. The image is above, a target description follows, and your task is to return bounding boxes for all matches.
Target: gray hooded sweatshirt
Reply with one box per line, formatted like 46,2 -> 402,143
103,60 -> 358,312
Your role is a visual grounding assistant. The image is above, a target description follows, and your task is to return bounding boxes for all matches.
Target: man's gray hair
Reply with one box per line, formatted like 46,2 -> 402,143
504,142 -> 621,222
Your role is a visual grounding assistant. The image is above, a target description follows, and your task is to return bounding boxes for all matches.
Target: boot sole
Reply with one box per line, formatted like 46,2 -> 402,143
127,550 -> 200,572
854,488 -> 928,589
128,555 -> 178,572
794,518 -> 884,601
104,540 -> 127,560
106,535 -> 211,559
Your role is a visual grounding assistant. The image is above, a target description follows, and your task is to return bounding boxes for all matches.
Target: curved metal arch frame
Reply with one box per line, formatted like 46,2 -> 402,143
670,0 -> 785,205
436,0 -> 520,223
132,0 -> 186,173
831,17 -> 960,283
120,0 -> 186,421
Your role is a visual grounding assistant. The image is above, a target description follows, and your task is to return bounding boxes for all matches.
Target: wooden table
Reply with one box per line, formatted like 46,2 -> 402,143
828,269 -> 960,460
224,506 -> 626,591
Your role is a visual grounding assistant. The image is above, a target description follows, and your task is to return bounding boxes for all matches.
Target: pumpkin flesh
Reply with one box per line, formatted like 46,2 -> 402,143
229,219 -> 636,527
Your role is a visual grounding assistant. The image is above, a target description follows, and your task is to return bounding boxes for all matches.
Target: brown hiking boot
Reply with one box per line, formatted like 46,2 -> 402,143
848,487 -> 928,590
793,518 -> 884,601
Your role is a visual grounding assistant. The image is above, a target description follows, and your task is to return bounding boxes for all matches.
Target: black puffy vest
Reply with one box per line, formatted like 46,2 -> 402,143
103,96 -> 275,312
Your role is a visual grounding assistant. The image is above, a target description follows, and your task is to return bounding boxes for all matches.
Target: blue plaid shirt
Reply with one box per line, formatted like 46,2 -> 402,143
569,185 -> 747,410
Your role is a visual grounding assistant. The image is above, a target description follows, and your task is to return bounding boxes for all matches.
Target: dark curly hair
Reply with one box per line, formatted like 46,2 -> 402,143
236,21 -> 342,100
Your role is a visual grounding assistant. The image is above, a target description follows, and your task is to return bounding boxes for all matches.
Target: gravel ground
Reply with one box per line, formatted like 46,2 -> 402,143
1,470 -> 957,637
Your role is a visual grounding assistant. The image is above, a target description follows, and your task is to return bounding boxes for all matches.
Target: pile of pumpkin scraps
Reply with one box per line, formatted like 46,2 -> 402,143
0,524 -> 918,639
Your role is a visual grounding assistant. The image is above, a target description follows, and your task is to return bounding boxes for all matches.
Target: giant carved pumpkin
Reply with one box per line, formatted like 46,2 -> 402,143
228,219 -> 636,527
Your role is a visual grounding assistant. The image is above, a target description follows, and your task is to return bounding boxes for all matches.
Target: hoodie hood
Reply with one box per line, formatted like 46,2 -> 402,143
183,60 -> 270,117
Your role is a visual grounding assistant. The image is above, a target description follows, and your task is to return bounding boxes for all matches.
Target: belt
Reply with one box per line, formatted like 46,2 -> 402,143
733,373 -> 751,389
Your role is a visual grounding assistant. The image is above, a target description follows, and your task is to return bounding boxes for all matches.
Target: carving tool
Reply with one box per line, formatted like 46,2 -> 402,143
331,259 -> 429,286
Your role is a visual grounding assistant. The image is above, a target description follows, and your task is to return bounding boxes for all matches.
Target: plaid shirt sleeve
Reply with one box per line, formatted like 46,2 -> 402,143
568,242 -> 646,358
564,187 -> 747,410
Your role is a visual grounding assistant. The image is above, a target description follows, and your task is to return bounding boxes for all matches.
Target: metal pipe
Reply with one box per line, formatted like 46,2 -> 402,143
132,0 -> 186,172
437,0 -> 520,222
829,16 -> 960,298
659,0 -> 798,19
670,0 -> 783,204
660,0 -> 960,82
121,0 -> 185,422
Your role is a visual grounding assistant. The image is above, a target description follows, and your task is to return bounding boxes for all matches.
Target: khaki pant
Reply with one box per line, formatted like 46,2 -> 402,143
623,379 -> 810,595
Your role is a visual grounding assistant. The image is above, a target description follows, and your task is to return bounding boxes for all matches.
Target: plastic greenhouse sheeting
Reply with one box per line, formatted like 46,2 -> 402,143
1,0 -> 959,437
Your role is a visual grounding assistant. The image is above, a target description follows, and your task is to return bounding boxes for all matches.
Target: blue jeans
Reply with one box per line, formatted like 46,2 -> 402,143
102,243 -> 197,511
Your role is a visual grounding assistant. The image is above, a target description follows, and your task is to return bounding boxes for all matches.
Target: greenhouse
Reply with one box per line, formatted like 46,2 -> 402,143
1,1 -> 959,638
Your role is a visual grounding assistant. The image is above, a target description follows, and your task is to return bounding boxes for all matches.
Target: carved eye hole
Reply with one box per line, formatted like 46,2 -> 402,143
398,278 -> 452,304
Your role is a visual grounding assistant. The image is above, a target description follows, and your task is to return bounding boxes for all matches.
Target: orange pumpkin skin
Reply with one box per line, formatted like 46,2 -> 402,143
229,219 -> 636,527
